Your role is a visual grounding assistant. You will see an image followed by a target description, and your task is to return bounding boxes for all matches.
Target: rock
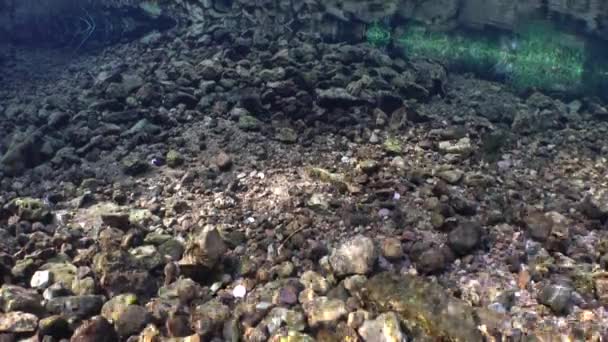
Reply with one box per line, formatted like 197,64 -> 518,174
438,138 -> 473,155
316,87 -> 365,107
262,307 -> 306,335
524,211 -> 553,242
114,305 -> 149,337
269,331 -> 315,342
166,150 -> 184,168
357,160 -> 380,175
594,274 -> 608,306
447,221 -> 482,256
214,152 -> 232,171
300,271 -> 331,295
39,262 -> 77,288
358,312 -> 405,342
101,294 -> 138,322
30,270 -> 52,289
437,170 -> 464,184
383,137 -> 402,154
180,225 -> 227,270
190,299 -> 230,335
303,297 -> 347,328
274,127 -> 298,143
238,115 -> 261,131
5,197 -> 51,222
416,247 -> 447,274
130,245 -> 163,271
100,212 -> 130,230
538,284 -> 573,315
0,312 -> 38,333
39,315 -> 70,339
71,316 -> 118,342
71,277 -> 96,296
0,285 -> 44,315
360,273 -> 508,341
380,238 -> 403,260
329,235 -> 377,277
11,258 -> 35,279
121,154 -> 149,176
46,295 -> 105,320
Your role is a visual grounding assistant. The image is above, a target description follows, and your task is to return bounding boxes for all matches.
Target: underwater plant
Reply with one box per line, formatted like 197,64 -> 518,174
366,21 -> 392,47
397,22 -> 587,93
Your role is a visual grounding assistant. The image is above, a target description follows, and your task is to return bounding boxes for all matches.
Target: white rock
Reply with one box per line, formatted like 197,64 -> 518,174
30,271 -> 52,289
232,285 -> 247,299
329,235 -> 377,277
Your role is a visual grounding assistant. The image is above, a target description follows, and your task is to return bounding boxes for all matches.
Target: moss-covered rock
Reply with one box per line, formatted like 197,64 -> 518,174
358,272 -> 508,341
166,150 -> 184,168
5,197 -> 52,222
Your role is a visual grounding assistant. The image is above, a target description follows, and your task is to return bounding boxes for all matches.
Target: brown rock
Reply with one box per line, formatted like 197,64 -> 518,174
71,316 -> 118,342
215,152 -> 232,171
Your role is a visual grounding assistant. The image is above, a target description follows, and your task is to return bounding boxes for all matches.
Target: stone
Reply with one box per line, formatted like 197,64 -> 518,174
524,211 -> 553,242
274,127 -> 298,143
166,150 -> 184,168
383,137 -> 402,154
360,273 -> 508,341
46,295 -> 105,320
303,297 -> 347,328
358,312 -> 405,342
262,307 -> 306,335
438,138 -> 473,155
5,197 -> 51,222
0,312 -> 38,333
347,310 -> 370,329
38,262 -> 78,288
416,247 -> 447,274
447,222 -> 482,256
39,315 -> 70,339
101,294 -> 138,322
114,305 -> 149,337
238,115 -> 261,131
71,316 -> 118,342
329,235 -> 377,277
71,277 -> 97,296
30,270 -> 52,289
0,285 -> 44,314
215,152 -> 232,171
437,170 -> 464,184
100,212 -> 130,230
538,284 -> 573,315
300,271 -> 331,295
595,274 -> 608,306
130,245 -> 164,271
180,225 -> 227,270
380,238 -> 403,260
190,299 -> 230,335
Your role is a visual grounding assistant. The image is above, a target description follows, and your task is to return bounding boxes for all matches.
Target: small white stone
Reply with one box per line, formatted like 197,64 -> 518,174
30,270 -> 52,289
210,282 -> 223,293
233,285 -> 247,299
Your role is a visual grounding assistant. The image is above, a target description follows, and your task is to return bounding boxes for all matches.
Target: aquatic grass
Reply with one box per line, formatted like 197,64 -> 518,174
396,23 -> 586,93
366,21 -> 392,48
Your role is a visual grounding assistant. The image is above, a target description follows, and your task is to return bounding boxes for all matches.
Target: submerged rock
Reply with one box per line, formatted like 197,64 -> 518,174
358,312 -> 405,342
358,272 -> 508,341
329,235 -> 377,277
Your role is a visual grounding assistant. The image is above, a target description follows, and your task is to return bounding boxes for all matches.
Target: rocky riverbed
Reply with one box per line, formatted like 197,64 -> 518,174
1,18 -> 608,342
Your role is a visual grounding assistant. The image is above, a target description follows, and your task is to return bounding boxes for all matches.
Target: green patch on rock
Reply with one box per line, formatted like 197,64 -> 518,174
305,167 -> 359,193
238,115 -> 262,131
383,137 -> 402,154
358,272 -> 508,341
6,197 -> 51,222
165,150 -> 184,168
